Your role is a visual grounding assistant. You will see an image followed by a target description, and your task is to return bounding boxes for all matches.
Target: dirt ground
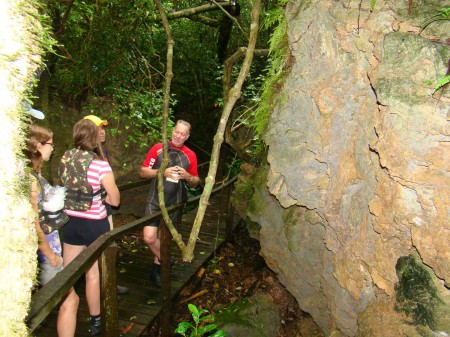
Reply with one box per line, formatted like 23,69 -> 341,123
144,221 -> 323,337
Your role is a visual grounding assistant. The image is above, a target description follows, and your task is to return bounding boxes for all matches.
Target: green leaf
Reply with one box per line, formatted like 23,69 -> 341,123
433,75 -> 450,93
174,322 -> 193,335
199,315 -> 214,323
198,309 -> 209,317
188,303 -> 199,316
197,323 -> 217,334
188,303 -> 200,324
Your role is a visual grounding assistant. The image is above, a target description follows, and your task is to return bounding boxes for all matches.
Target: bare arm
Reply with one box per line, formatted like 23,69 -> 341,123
102,171 -> 120,206
139,166 -> 177,180
139,166 -> 158,179
186,174 -> 200,188
31,180 -> 62,267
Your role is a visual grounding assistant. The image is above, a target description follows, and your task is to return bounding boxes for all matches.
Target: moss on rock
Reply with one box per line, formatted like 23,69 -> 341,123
394,254 -> 445,331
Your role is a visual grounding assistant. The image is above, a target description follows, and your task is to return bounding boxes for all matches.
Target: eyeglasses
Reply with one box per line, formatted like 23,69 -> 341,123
42,142 -> 54,148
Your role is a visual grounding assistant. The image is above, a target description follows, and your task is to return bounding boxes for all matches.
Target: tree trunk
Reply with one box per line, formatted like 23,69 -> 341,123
153,0 -> 262,262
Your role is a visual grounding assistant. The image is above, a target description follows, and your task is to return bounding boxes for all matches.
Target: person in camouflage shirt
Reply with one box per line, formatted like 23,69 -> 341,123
59,119 -> 120,336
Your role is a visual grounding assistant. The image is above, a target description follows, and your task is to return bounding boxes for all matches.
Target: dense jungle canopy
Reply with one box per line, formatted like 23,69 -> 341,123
35,0 -> 283,154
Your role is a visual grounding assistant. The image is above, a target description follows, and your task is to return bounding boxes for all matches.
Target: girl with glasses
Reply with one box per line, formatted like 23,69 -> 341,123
24,124 -> 79,337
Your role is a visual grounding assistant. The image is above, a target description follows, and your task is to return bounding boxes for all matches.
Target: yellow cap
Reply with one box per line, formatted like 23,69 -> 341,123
84,115 -> 108,127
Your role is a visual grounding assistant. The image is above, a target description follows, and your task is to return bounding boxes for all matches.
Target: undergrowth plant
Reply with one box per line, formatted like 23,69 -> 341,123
434,72 -> 450,93
252,0 -> 290,156
174,303 -> 226,337
418,6 -> 450,94
419,6 -> 450,35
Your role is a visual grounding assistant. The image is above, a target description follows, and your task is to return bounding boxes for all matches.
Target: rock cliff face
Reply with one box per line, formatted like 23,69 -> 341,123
234,1 -> 450,336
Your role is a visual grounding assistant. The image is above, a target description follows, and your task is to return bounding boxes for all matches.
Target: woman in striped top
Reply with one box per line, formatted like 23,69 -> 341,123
26,124 -> 79,337
61,119 -> 120,336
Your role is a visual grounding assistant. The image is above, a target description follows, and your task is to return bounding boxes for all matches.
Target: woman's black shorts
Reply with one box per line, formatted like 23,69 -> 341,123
62,215 -> 109,246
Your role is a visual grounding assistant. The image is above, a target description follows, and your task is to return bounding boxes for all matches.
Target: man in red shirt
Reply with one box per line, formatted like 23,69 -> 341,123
140,120 -> 200,286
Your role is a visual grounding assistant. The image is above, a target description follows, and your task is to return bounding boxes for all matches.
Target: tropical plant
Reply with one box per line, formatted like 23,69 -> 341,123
433,73 -> 450,93
418,6 -> 450,95
252,0 -> 290,155
419,6 -> 450,34
174,303 -> 226,337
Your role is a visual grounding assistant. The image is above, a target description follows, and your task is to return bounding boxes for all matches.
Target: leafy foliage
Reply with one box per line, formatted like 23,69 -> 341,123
251,0 -> 289,155
417,6 -> 450,95
46,0 -> 168,145
109,88 -> 174,148
174,303 -> 226,337
433,74 -> 450,93
42,0 -> 281,149
420,6 -> 450,34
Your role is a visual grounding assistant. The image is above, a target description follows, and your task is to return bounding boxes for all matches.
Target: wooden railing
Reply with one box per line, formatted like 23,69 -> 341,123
26,175 -> 238,336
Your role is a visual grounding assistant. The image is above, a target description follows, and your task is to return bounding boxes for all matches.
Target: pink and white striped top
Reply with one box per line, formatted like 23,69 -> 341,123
65,159 -> 112,220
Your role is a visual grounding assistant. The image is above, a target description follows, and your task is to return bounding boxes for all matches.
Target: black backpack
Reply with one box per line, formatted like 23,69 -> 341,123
32,172 -> 69,234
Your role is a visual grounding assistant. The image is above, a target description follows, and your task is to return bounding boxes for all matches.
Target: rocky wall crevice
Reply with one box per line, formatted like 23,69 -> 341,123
233,0 -> 450,336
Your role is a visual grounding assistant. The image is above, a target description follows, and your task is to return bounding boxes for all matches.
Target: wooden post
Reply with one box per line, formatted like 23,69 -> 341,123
100,244 -> 120,337
225,184 -> 234,240
160,216 -> 172,336
159,206 -> 183,335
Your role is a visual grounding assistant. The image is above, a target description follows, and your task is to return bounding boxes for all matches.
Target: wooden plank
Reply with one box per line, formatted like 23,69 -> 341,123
32,191 -> 238,337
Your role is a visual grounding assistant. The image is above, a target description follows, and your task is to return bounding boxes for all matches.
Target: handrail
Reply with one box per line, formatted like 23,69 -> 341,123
27,175 -> 238,333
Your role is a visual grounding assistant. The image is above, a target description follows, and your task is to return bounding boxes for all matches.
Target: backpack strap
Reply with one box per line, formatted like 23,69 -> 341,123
65,186 -> 105,201
31,171 -> 68,233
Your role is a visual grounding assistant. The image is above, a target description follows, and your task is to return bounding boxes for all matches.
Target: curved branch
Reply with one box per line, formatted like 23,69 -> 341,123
154,0 -> 186,251
55,0 -> 75,35
167,1 -> 231,20
188,15 -> 219,28
184,0 -> 262,262
223,48 -> 269,101
211,0 -> 248,41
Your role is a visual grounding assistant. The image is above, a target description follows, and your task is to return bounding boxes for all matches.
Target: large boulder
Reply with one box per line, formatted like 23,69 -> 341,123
235,0 -> 450,336
215,294 -> 281,337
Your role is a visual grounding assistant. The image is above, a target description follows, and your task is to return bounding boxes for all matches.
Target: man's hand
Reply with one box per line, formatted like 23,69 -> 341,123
174,166 -> 199,187
166,166 -> 181,180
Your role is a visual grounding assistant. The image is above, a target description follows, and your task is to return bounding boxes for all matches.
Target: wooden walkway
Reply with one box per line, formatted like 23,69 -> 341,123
33,189 -> 237,337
